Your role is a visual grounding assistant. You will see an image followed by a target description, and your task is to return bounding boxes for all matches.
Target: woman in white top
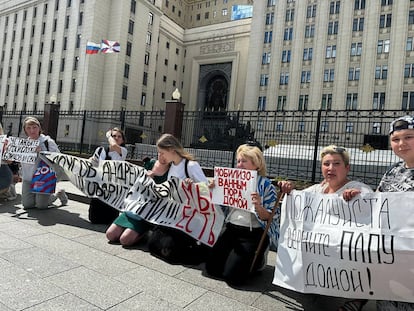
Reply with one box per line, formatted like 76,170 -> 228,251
88,127 -> 127,224
147,133 -> 209,264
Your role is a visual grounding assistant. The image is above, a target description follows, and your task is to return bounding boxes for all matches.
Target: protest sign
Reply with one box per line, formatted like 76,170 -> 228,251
273,190 -> 414,303
211,167 -> 257,212
31,160 -> 57,194
44,152 -> 225,246
1,136 -> 39,164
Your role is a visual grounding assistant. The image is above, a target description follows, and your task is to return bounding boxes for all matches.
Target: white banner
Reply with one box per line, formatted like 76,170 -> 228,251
211,167 -> 257,212
273,190 -> 414,303
44,152 -> 225,246
1,136 -> 39,164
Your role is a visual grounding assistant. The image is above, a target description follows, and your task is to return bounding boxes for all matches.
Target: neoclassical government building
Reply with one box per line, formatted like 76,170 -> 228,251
1,0 -> 413,113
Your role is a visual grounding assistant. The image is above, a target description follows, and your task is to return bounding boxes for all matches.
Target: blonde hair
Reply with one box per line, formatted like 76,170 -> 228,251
156,133 -> 194,160
0,122 -> 3,135
23,116 -> 42,135
236,144 -> 267,176
320,145 -> 350,166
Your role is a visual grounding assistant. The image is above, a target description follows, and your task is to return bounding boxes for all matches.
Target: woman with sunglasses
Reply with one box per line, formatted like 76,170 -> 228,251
88,127 -> 127,224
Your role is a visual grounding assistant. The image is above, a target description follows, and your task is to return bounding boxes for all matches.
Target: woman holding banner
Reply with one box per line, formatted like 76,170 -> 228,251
20,117 -> 67,209
0,122 -> 13,198
146,133 -> 209,264
88,127 -> 127,224
279,145 -> 373,311
375,116 -> 414,311
205,143 -> 278,286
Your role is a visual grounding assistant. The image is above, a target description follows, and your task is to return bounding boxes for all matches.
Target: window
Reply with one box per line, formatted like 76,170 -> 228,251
268,0 -> 276,6
166,42 -> 170,49
277,96 -> 287,111
164,59 -> 168,65
324,69 -> 335,82
301,71 -> 311,83
126,41 -> 132,56
346,122 -> 354,133
353,17 -> 364,31
266,12 -> 275,25
330,1 -> 340,15
63,37 -> 67,50
402,92 -> 414,110
373,92 -> 385,110
377,39 -> 390,53
131,0 -> 136,13
285,10 -> 293,22
303,48 -> 313,61
410,11 -> 414,25
321,94 -> 332,110
71,79 -> 76,92
58,80 -> 63,93
326,45 -> 337,58
348,67 -> 360,80
346,93 -> 358,110
60,58 -> 65,72
222,8 -> 227,16
375,65 -> 388,79
405,64 -> 414,78
381,0 -> 393,6
124,63 -> 130,78
260,74 -> 269,86
307,5 -> 316,18
407,37 -> 414,51
328,21 -> 338,35
262,52 -> 271,64
305,25 -> 315,38
264,31 -> 273,43
205,12 -> 209,19
76,34 -> 81,48
73,56 -> 79,70
141,93 -> 146,106
284,28 -> 293,40
148,12 -> 154,25
379,14 -> 392,29
280,72 -> 289,85
354,0 -> 365,10
298,95 -> 309,111
122,86 -> 128,100
282,50 -> 291,63
350,42 -> 362,56
128,20 -> 134,34
146,32 -> 152,45
258,96 -> 266,111
144,52 -> 150,65
176,48 -> 179,54
78,12 -> 83,25
196,14 -> 201,20
65,15 -> 70,29
143,72 -> 148,85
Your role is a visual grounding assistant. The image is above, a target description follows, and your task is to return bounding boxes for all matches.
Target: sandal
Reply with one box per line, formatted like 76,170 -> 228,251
338,299 -> 368,311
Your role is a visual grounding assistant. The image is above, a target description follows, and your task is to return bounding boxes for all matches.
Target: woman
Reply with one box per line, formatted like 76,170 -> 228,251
106,158 -> 170,246
147,133 -> 209,264
88,127 -> 127,224
205,143 -> 277,285
280,145 -> 373,311
20,117 -> 67,209
0,122 -> 13,197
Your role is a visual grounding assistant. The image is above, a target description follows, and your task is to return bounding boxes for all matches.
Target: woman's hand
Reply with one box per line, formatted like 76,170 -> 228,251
278,180 -> 294,194
342,189 -> 361,201
252,192 -> 270,221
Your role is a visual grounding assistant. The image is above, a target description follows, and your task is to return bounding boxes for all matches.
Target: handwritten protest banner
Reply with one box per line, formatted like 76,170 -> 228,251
43,152 -> 224,246
1,136 -> 39,164
211,167 -> 257,212
273,190 -> 414,303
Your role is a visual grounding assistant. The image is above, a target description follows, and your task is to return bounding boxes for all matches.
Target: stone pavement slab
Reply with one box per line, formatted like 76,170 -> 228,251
0,183 -> 377,310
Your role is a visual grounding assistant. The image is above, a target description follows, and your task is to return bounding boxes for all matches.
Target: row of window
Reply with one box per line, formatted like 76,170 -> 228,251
257,91 -> 414,112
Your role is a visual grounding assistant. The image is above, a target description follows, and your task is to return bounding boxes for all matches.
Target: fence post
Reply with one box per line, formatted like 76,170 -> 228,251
0,105 -> 3,124
164,99 -> 184,139
311,109 -> 322,183
79,110 -> 87,155
43,102 -> 60,140
120,108 -> 126,131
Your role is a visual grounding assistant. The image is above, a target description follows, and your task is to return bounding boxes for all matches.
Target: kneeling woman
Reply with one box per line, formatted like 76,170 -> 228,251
205,143 -> 278,285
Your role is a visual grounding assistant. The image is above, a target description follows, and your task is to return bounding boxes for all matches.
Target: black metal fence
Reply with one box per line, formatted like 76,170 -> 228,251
0,109 -> 408,188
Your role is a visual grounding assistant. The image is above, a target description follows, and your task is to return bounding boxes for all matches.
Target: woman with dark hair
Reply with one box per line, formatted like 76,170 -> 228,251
88,127 -> 127,224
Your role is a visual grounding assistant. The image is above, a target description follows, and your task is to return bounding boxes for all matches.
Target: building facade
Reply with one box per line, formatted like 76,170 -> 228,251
1,0 -> 414,114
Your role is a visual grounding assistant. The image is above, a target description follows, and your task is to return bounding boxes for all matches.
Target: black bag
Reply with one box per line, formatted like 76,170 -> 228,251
147,226 -> 208,264
88,198 -> 119,225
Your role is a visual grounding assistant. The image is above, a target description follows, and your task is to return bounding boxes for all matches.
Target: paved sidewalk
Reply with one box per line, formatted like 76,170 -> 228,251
0,182 -> 377,310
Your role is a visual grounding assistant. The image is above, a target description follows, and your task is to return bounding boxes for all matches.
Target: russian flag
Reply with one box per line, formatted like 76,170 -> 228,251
101,40 -> 121,53
86,41 -> 101,54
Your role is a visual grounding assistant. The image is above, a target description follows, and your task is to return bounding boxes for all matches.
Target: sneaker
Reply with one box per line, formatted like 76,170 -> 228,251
57,189 -> 68,206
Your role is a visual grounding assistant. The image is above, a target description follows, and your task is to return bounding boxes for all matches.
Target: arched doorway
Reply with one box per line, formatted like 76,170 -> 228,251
205,76 -> 228,111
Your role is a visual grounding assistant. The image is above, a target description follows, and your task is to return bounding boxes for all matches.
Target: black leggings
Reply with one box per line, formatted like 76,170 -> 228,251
205,223 -> 268,285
